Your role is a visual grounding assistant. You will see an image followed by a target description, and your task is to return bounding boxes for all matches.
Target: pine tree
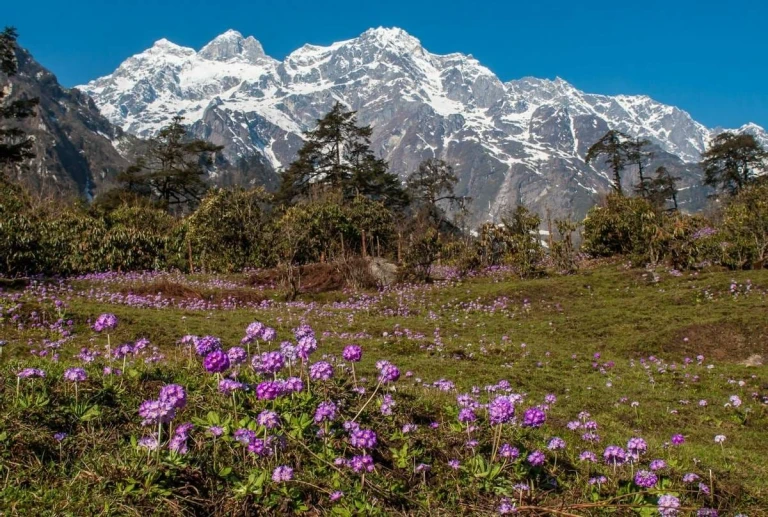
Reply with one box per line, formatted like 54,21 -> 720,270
115,116 -> 222,212
585,130 -> 632,194
277,102 -> 407,209
626,137 -> 654,198
406,158 -> 467,226
647,166 -> 680,210
0,27 -> 39,174
700,132 -> 766,195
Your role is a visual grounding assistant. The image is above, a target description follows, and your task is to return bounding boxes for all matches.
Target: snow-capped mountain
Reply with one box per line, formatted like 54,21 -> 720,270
79,28 -> 768,221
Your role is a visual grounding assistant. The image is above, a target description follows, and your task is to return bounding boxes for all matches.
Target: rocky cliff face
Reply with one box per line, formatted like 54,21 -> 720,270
79,27 -> 768,221
2,48 -> 135,198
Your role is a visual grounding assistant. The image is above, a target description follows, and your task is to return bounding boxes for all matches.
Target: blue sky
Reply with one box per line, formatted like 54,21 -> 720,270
6,0 -> 767,128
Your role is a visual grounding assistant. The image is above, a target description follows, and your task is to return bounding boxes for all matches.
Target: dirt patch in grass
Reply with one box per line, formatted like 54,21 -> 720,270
121,279 -> 202,299
674,321 -> 768,361
248,263 -> 346,293
118,279 -> 268,305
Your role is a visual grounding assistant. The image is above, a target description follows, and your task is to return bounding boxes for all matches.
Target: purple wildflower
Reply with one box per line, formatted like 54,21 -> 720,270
227,347 -> 248,365
234,428 -> 256,444
376,361 -> 401,383
349,428 -> 377,449
548,437 -> 566,450
489,396 -> 516,425
159,384 -> 187,409
634,470 -> 658,488
380,394 -> 395,416
309,361 -> 334,381
499,444 -> 519,460
458,408 -> 477,423
92,313 -> 118,332
138,399 -> 176,426
296,336 -> 318,360
256,380 -> 284,400
314,401 -> 338,423
218,379 -> 244,394
348,454 -> 375,473
63,368 -> 87,382
272,465 -> 293,482
195,335 -> 222,356
527,450 -> 545,467
342,345 -> 362,362
603,445 -> 627,465
203,350 -> 230,373
283,377 -> 304,393
257,410 -> 281,429
17,368 -> 46,378
252,350 -> 285,374
522,407 -> 546,428
658,494 -> 681,516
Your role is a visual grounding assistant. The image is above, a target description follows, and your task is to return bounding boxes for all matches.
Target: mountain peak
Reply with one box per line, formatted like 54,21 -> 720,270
146,38 -> 196,59
199,29 -> 268,63
359,27 -> 422,50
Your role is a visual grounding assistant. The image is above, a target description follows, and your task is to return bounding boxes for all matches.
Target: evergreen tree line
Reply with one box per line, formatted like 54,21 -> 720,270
2,26 -> 768,279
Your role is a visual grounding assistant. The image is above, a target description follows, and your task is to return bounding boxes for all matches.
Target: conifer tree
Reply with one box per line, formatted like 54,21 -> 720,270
626,137 -> 654,198
647,166 -> 680,210
116,116 -> 222,212
585,130 -> 632,194
700,132 -> 766,195
406,158 -> 467,226
277,102 -> 407,209
0,27 -> 38,174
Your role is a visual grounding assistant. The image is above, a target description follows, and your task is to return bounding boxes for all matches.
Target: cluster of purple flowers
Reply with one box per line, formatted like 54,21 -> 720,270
309,361 -> 334,381
169,422 -> 193,454
251,351 -> 285,375
488,396 -> 516,425
603,445 -> 627,465
256,380 -> 284,400
139,384 -> 187,426
63,368 -> 87,382
657,494 -> 681,516
346,454 -> 375,474
17,368 -> 46,378
195,336 -> 222,356
634,470 -> 658,488
139,399 -> 177,426
547,437 -> 566,450
243,322 -> 277,344
257,410 -> 281,429
271,465 -> 293,482
349,428 -> 377,449
458,407 -> 477,423
219,379 -> 245,394
227,347 -> 248,365
342,345 -> 362,362
203,350 -> 230,373
92,313 -> 118,332
527,450 -> 545,466
314,401 -> 337,423
499,443 -> 519,459
627,437 -> 648,460
379,394 -> 395,416
376,360 -> 400,384
522,407 -> 546,428
159,384 -> 187,409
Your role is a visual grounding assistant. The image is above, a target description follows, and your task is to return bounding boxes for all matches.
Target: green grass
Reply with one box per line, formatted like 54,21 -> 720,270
1,264 -> 767,514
